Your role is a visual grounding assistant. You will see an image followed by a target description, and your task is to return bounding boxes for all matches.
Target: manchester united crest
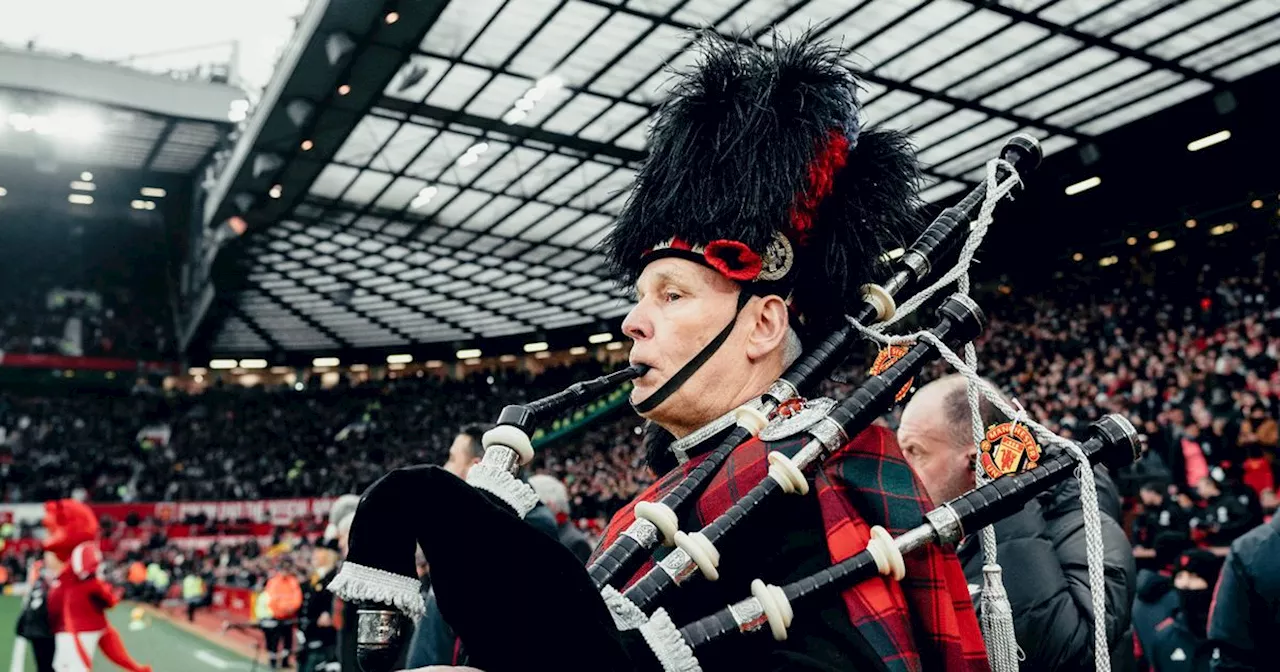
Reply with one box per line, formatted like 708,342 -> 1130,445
979,421 -> 1042,479
869,343 -> 913,402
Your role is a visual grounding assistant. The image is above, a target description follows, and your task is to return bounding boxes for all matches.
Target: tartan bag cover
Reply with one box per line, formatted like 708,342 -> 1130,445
592,424 -> 990,672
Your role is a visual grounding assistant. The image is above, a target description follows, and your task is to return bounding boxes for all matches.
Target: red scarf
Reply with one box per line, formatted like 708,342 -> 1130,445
593,425 -> 989,672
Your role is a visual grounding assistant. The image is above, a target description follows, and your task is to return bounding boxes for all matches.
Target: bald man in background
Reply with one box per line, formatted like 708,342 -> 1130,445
898,374 -> 1136,671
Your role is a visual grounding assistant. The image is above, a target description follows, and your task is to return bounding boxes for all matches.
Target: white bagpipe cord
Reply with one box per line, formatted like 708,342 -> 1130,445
850,156 -> 1112,672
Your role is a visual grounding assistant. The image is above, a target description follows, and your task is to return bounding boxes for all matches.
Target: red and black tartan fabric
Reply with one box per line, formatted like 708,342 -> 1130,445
592,424 -> 990,672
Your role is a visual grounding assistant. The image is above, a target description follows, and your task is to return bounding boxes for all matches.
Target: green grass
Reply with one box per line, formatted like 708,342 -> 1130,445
0,596 -> 258,671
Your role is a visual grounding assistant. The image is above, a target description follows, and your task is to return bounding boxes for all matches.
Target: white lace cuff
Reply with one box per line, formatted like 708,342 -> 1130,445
326,561 -> 425,621
466,462 -> 540,518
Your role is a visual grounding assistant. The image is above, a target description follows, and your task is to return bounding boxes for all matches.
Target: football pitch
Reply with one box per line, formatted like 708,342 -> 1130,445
0,596 -> 258,672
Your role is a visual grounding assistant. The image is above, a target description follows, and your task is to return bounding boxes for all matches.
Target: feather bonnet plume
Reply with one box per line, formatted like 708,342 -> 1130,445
603,29 -> 923,335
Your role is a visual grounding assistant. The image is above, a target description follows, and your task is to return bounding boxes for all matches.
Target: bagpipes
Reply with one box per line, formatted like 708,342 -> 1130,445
326,132 -> 1147,672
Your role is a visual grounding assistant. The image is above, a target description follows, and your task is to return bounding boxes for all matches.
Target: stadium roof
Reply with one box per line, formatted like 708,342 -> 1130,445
199,0 -> 1280,359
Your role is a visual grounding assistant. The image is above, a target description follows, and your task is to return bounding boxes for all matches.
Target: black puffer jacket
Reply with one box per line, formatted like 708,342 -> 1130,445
1208,516 -> 1280,671
959,467 -> 1135,672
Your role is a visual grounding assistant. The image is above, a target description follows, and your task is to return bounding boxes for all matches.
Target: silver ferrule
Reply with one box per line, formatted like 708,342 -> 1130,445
621,518 -> 660,549
810,416 -> 849,454
894,523 -> 937,556
480,443 -> 521,475
789,438 -> 827,471
658,548 -> 700,585
357,609 -> 404,650
901,249 -> 931,281
728,597 -> 768,633
765,379 -> 799,405
924,503 -> 964,545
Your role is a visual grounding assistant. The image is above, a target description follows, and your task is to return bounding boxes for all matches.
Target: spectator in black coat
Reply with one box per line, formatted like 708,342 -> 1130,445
1207,516 -> 1280,671
527,473 -> 592,564
1133,532 -> 1193,671
898,374 -> 1136,672
1189,477 -> 1252,547
1135,482 -> 1191,549
1141,550 -> 1223,672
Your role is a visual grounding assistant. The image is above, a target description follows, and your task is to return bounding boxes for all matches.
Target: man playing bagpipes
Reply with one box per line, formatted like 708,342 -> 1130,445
328,30 -> 999,672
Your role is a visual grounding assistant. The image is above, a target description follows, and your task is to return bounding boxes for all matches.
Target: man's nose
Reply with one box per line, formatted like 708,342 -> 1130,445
622,301 -> 652,341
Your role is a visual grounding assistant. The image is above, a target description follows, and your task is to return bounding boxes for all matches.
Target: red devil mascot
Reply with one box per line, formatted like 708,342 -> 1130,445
43,499 -> 152,672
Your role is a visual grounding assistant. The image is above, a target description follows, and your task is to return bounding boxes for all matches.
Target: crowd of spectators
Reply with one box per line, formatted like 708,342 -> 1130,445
0,217 -> 173,359
5,248 -> 1280,539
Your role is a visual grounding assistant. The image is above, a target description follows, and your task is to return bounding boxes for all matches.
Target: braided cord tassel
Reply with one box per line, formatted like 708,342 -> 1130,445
860,157 -> 1025,671
957,162 -> 1019,672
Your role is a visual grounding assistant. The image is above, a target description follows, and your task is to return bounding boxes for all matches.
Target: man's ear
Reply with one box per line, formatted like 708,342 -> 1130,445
745,295 -> 790,362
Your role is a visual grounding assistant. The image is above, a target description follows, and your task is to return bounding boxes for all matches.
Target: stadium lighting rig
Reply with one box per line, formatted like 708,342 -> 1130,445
1064,176 -> 1101,196
1187,130 -> 1231,152
5,109 -> 103,141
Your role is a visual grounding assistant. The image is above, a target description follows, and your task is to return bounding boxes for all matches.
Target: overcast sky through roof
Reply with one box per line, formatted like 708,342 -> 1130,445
0,0 -> 309,93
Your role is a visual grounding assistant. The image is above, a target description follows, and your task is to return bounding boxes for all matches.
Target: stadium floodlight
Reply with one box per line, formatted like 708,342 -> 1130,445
253,153 -> 284,178
70,181 -> 95,191
426,360 -> 444,368
1151,240 -> 1176,253
0,187 -> 7,197
569,346 -> 588,355
239,359 -> 268,369
1187,130 -> 1230,152
8,113 -> 33,132
410,186 -> 438,209
386,354 -> 413,364
588,332 -> 612,344
536,74 -> 565,91
68,194 -> 94,205
523,342 -> 548,353
188,367 -> 208,376
81,172 -> 93,182
500,354 -> 517,363
325,32 -> 356,66
1209,222 -> 1237,236
50,109 -> 103,141
140,187 -> 166,198
269,184 -> 283,199
456,348 -> 482,359
233,192 -> 254,213
1064,176 -> 1101,196
606,342 -> 624,351
313,357 -> 341,368
209,359 -> 238,369
286,99 -> 314,128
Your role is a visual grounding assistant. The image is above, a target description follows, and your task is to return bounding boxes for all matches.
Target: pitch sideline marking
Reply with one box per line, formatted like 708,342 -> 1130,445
195,649 -> 233,669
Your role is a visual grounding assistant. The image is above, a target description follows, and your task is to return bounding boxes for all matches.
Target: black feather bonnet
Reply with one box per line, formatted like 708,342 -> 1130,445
603,31 -> 922,337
